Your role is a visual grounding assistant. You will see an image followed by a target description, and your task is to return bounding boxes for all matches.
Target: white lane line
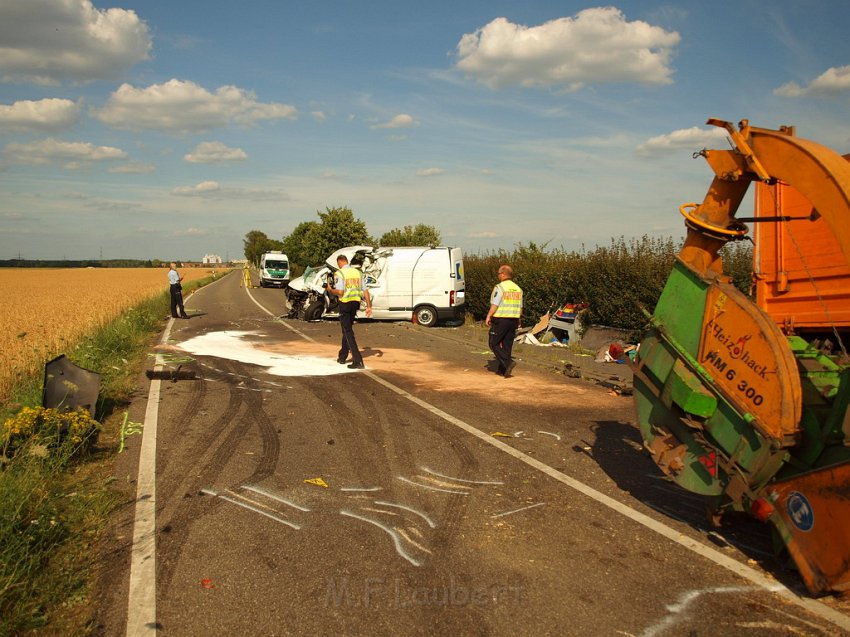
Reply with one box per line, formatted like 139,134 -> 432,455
126,318 -> 175,636
125,276 -> 229,636
247,282 -> 850,633
491,502 -> 547,519
340,510 -> 422,567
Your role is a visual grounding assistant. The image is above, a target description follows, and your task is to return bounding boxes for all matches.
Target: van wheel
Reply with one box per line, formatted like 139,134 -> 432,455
414,305 -> 437,327
304,300 -> 325,321
259,280 -> 266,288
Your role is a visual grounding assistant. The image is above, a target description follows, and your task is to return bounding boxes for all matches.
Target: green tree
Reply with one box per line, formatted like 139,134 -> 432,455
302,206 -> 372,265
281,221 -> 318,267
243,230 -> 283,266
378,223 -> 441,247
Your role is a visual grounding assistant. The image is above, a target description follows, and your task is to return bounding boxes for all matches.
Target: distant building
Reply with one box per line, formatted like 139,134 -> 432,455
203,254 -> 223,264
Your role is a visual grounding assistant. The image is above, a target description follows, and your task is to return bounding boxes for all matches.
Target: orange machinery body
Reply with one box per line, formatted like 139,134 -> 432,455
636,119 -> 850,595
754,160 -> 850,331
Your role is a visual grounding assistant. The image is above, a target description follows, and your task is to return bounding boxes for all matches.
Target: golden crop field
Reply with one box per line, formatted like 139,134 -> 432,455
0,268 -> 226,401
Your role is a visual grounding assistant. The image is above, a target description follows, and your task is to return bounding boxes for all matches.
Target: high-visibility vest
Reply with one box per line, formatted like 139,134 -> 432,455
493,280 -> 522,318
338,266 -> 363,303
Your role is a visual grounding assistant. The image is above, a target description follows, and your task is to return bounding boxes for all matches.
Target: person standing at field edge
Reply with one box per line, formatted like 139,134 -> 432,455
325,255 -> 372,369
168,262 -> 190,319
485,264 -> 523,378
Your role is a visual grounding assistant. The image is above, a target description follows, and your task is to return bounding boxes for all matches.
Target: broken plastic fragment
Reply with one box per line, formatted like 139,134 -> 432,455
200,578 -> 215,589
491,432 -> 513,438
304,477 -> 329,488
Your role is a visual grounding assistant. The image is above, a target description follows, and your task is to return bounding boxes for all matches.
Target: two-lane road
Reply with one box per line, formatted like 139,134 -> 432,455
97,271 -> 850,636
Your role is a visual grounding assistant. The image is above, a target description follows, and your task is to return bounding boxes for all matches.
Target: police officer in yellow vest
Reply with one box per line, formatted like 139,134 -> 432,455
485,264 -> 523,378
326,255 -> 372,369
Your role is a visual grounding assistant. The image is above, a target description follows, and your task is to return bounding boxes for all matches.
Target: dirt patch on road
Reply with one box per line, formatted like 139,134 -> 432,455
262,340 -> 619,410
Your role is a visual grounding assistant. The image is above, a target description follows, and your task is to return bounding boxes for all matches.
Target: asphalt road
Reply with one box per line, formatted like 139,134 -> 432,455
95,271 -> 850,636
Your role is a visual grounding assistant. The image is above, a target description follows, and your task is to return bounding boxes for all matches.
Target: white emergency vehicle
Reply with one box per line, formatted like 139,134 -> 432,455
259,251 -> 290,288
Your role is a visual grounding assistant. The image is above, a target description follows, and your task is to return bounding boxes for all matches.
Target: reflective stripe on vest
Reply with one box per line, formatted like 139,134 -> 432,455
339,266 -> 363,303
493,280 -> 522,318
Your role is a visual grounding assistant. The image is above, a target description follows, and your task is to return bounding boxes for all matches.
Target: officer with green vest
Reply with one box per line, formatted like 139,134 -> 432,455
485,264 -> 523,378
326,254 -> 372,369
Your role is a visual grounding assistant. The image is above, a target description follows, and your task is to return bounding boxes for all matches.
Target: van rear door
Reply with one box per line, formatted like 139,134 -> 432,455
450,247 -> 465,309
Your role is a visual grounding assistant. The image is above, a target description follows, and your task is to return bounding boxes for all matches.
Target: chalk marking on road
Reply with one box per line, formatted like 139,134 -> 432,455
125,317 -> 178,636
340,510 -> 422,567
362,507 -> 400,517
421,466 -> 503,486
248,284 -> 850,633
491,502 -> 547,519
417,474 -> 473,490
537,430 -> 562,441
203,488 -> 302,530
340,486 -> 383,492
242,484 -> 311,512
395,527 -> 433,555
641,586 -> 767,637
397,475 -> 469,495
374,500 -> 437,528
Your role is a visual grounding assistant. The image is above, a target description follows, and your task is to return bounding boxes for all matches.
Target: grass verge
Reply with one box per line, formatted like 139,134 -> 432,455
0,274 -> 221,636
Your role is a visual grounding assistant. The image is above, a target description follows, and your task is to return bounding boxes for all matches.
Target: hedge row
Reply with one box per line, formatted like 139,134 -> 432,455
463,236 -> 753,338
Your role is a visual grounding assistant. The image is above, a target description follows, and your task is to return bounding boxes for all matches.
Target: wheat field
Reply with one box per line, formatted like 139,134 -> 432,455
0,268 -> 225,401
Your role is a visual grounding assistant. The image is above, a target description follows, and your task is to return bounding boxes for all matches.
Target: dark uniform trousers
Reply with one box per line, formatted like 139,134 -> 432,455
489,317 -> 519,373
170,283 -> 186,318
338,300 -> 363,365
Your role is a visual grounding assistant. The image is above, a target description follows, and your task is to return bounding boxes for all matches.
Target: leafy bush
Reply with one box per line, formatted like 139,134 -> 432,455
464,235 -> 752,337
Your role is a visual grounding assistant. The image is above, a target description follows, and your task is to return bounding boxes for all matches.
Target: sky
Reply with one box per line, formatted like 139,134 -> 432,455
1,0 -> 850,262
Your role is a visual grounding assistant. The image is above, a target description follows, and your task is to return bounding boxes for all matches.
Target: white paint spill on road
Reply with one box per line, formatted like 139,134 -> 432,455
177,330 -> 355,377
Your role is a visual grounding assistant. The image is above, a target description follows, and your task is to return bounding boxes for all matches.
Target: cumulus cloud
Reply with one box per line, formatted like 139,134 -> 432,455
171,180 -> 287,201
94,79 -> 297,132
455,8 -> 680,91
3,137 -> 127,168
0,0 -> 151,84
311,110 -> 327,122
636,126 -> 729,157
0,99 -> 81,132
371,113 -> 417,129
184,141 -> 248,163
416,167 -> 444,177
774,65 -> 850,98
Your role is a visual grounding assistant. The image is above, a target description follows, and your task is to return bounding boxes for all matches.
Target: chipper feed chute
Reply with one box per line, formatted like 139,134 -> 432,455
634,119 -> 850,595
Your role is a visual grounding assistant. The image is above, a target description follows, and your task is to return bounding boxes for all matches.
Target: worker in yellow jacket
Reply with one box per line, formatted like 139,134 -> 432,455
485,264 -> 523,378
326,254 -> 372,369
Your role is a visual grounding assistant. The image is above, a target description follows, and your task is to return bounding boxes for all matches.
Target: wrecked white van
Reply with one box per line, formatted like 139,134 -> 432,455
286,245 -> 465,327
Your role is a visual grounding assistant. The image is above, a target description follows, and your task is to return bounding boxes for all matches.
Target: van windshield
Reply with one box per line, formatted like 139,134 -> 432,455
265,260 -> 288,269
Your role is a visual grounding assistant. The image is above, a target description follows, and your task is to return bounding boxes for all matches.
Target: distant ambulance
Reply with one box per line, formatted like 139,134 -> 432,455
287,245 -> 465,326
259,251 -> 290,288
